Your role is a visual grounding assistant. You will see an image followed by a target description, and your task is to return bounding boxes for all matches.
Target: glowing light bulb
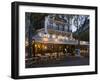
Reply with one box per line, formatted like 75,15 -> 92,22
43,37 -> 48,42
55,39 -> 58,42
52,34 -> 56,38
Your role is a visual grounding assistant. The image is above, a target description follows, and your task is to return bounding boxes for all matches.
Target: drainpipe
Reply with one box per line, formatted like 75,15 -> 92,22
44,16 -> 48,34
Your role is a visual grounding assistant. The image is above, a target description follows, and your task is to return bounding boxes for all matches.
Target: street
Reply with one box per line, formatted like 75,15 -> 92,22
26,56 -> 89,68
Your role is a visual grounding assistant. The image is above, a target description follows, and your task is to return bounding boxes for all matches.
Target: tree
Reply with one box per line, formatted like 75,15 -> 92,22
73,15 -> 81,56
73,15 -> 89,41
25,13 -> 48,58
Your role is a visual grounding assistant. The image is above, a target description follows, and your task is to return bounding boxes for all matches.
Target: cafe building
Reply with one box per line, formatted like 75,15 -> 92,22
25,15 -> 89,63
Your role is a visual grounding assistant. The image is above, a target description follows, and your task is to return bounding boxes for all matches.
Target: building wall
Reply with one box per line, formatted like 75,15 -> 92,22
46,15 -> 72,32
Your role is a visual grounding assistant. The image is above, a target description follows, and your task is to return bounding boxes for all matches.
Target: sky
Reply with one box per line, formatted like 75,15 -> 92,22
72,25 -> 77,32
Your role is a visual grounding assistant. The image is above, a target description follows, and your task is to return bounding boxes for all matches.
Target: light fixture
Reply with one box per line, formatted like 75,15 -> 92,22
43,37 -> 48,42
65,37 -> 68,40
25,41 -> 28,46
52,34 -> 56,38
38,33 -> 42,37
58,35 -> 62,39
55,38 -> 58,42
35,44 -> 37,47
47,34 -> 50,38
62,36 -> 65,40
44,46 -> 47,49
43,33 -> 50,38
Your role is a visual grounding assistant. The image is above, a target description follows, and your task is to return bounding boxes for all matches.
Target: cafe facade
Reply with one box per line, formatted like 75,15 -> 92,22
25,15 -> 89,63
